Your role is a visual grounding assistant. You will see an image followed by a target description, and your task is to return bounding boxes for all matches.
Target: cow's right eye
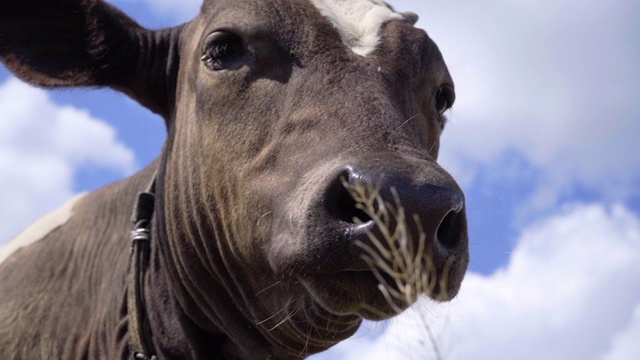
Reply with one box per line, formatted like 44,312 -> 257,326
201,31 -> 247,71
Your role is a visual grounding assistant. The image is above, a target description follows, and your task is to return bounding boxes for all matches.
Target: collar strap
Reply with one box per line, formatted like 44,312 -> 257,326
127,175 -> 157,360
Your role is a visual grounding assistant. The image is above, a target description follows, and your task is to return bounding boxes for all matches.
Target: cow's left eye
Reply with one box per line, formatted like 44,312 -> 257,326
201,31 -> 247,71
434,85 -> 455,114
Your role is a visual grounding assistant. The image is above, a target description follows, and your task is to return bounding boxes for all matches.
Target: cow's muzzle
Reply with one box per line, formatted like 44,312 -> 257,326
269,154 -> 469,319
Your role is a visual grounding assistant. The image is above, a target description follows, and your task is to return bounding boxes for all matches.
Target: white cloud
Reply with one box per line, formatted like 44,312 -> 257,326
604,303 -> 640,360
313,203 -> 640,359
386,0 -> 640,209
0,78 -> 135,242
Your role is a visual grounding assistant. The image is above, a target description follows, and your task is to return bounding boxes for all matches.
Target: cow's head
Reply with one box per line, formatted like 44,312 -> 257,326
1,0 -> 469,358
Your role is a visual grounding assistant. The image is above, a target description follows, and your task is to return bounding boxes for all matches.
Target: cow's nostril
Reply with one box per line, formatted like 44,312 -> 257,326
329,181 -> 373,225
436,208 -> 464,250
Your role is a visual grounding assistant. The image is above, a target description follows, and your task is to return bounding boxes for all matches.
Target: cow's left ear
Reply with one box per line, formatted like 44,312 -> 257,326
0,0 -> 182,119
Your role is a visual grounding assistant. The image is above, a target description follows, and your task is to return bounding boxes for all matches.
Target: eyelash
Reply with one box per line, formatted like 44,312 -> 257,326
201,31 -> 247,71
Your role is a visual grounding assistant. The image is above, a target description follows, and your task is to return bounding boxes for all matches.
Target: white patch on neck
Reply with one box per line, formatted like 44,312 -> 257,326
0,193 -> 86,266
310,0 -> 405,56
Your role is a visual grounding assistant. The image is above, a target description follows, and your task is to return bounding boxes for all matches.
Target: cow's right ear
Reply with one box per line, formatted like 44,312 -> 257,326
0,0 -> 182,119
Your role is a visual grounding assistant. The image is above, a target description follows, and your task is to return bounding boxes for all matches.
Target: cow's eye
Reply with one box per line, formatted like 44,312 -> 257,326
434,85 -> 455,115
201,31 -> 247,71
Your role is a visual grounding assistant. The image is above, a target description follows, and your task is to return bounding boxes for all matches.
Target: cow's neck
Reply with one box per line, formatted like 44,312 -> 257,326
137,186 -> 276,359
142,252 -> 363,359
142,234 -> 283,359
138,182 -> 361,359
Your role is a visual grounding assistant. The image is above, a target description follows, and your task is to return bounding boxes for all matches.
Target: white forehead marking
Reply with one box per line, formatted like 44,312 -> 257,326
309,0 -> 405,56
0,193 -> 86,266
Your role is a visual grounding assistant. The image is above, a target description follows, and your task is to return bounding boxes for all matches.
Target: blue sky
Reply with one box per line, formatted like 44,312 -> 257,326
1,0 -> 639,359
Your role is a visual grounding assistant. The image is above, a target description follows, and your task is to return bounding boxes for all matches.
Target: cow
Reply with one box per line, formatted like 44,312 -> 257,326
0,0 -> 469,359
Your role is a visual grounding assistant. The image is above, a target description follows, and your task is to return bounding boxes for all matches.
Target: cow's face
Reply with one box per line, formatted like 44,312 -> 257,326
0,0 -> 468,357
154,0 -> 468,353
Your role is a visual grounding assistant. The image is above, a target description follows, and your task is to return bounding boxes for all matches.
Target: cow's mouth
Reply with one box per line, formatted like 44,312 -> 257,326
298,250 -> 463,321
299,270 -> 411,320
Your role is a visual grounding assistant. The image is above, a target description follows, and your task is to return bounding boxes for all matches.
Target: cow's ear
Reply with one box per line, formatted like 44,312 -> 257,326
0,0 -> 182,119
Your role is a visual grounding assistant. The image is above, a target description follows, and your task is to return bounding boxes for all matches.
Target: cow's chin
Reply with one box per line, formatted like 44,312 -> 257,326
299,271 -> 418,321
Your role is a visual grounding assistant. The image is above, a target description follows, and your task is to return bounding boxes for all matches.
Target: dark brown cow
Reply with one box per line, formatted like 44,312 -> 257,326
0,0 -> 469,358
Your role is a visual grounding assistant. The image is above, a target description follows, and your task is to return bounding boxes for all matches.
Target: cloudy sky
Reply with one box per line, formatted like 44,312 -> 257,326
1,0 -> 639,359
